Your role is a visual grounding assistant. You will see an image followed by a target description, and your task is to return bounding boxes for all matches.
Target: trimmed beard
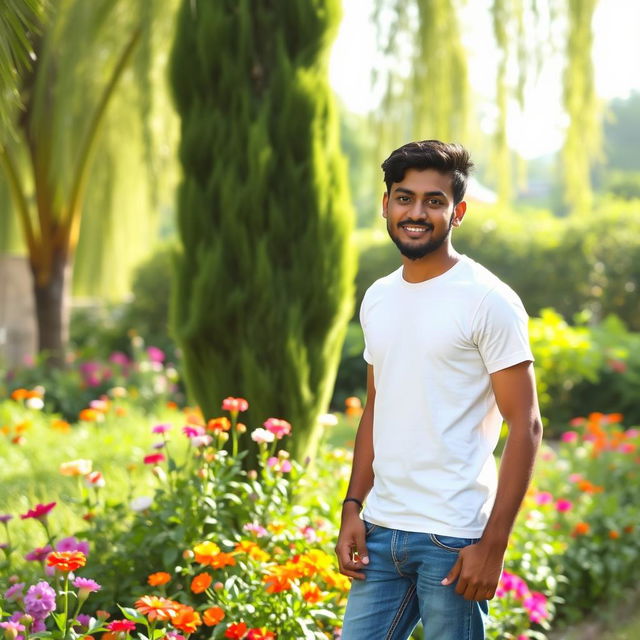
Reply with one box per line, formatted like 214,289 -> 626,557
387,213 -> 454,261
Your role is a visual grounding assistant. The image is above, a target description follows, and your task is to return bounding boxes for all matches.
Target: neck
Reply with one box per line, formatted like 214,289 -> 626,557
401,244 -> 461,283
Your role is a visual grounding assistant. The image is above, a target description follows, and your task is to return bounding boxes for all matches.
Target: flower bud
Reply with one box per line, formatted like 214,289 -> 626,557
218,432 -> 230,443
247,470 -> 258,481
236,422 -> 247,434
182,549 -> 195,560
214,582 -> 224,591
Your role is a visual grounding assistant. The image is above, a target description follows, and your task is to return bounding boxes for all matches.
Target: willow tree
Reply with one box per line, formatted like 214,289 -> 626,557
170,1 -> 355,461
562,0 -> 600,214
0,0 -> 177,365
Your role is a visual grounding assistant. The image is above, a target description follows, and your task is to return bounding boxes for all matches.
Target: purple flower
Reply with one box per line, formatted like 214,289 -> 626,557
24,582 -> 56,619
74,614 -> 94,630
4,582 -> 25,602
56,536 -> 90,556
152,441 -> 166,449
24,545 -> 53,562
0,514 -> 13,523
73,577 -> 101,594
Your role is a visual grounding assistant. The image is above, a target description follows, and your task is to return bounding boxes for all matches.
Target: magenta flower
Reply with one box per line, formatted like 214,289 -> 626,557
534,491 -> 553,506
263,418 -> 292,439
73,577 -> 101,598
20,502 -> 56,522
183,425 -> 204,438
56,536 -> 90,556
25,545 -> 53,562
147,346 -> 165,363
24,581 -> 56,619
3,583 -> 25,602
152,423 -> 172,434
143,453 -> 165,465
555,499 -> 573,513
523,591 -> 549,623
561,430 -> 579,443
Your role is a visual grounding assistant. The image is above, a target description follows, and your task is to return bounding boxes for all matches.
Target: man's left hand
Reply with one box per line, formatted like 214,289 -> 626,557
440,541 -> 505,601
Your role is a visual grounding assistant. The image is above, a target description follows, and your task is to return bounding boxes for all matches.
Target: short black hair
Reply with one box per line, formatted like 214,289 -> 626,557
381,140 -> 474,205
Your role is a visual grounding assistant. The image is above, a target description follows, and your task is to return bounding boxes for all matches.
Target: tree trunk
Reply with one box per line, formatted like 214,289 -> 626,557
32,248 -> 71,367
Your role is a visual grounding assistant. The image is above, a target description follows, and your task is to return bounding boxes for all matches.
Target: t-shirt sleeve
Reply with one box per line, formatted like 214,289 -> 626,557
471,285 -> 534,374
359,289 -> 373,365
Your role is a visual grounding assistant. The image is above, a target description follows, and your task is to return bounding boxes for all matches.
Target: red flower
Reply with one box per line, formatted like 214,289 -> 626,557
20,502 -> 56,521
222,397 -> 249,413
106,621 -> 137,632
224,622 -> 248,639
47,551 -> 87,572
143,453 -> 165,465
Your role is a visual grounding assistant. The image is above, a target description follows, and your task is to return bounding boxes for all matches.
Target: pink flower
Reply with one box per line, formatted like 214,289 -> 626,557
143,453 -> 165,465
109,352 -> 131,366
523,591 -> 549,623
569,416 -> 586,426
243,523 -> 268,537
183,425 -> 205,438
561,431 -> 579,443
73,577 -> 101,597
222,397 -> 249,413
267,457 -> 292,473
555,499 -> 573,513
20,502 -> 56,522
568,473 -> 583,483
147,346 -> 165,363
263,418 -> 292,439
152,423 -> 172,434
25,545 -> 53,562
619,443 -> 635,453
625,429 -> 639,439
534,491 -> 553,506
3,583 -> 25,602
191,434 -> 213,447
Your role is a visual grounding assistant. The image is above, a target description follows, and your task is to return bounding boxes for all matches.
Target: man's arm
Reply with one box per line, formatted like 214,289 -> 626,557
442,361 -> 543,600
335,364 -> 376,580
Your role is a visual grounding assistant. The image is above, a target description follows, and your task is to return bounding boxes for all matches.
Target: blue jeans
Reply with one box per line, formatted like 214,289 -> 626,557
342,522 -> 488,640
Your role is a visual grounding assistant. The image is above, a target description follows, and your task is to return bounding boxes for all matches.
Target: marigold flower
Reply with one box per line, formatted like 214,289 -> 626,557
60,459 -> 93,476
572,522 -> 590,537
190,572 -> 212,594
20,502 -> 56,521
224,622 -> 248,639
233,540 -> 270,562
171,606 -> 201,634
143,453 -> 165,465
106,620 -> 137,633
134,596 -> 179,621
79,409 -> 103,422
207,417 -> 231,433
301,581 -> 323,604
203,607 -> 225,626
148,572 -> 171,587
10,389 -> 30,401
209,552 -> 236,569
609,530 -> 620,539
222,397 -> 249,413
47,551 -> 87,572
263,574 -> 294,594
247,628 -> 275,640
193,541 -> 221,564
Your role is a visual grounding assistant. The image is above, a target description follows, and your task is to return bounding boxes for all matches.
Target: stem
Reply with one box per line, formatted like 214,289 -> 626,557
63,574 -> 70,639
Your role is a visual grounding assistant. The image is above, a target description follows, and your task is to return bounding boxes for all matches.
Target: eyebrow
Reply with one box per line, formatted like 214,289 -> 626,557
394,187 -> 448,199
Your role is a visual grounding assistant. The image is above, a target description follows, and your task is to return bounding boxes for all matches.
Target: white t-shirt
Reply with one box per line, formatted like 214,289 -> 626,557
360,255 -> 534,538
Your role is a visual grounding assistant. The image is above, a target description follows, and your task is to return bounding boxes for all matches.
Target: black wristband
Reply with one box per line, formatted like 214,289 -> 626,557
342,497 -> 363,511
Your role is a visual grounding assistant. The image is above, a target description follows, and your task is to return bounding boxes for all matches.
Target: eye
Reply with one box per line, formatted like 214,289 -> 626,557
427,198 -> 443,206
396,195 -> 411,203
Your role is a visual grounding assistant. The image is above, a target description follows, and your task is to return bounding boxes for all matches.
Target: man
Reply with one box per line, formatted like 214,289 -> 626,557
335,140 -> 542,639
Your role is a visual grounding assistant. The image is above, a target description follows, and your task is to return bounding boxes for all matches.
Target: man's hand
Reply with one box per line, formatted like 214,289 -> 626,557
441,541 -> 505,601
335,507 -> 369,580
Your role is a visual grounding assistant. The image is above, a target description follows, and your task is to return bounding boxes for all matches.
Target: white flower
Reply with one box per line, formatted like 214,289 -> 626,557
26,397 -> 44,410
130,496 -> 153,512
318,413 -> 338,427
251,428 -> 275,444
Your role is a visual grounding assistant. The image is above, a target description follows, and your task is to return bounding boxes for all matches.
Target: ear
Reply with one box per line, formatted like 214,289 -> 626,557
451,200 -> 467,227
382,191 -> 389,219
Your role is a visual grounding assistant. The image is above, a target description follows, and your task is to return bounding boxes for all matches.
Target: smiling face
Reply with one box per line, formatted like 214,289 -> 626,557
383,168 -> 466,261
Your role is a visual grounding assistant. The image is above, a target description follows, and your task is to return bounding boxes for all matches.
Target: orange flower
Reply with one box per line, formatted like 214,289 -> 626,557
209,552 -> 236,569
193,541 -> 221,564
572,522 -> 590,537
166,401 -> 178,409
190,572 -> 212,594
624,525 -> 635,534
51,419 -> 71,432
134,596 -> 179,621
79,409 -> 103,422
147,572 -> 171,586
171,606 -> 202,633
11,389 -> 30,401
234,540 -> 270,562
263,574 -> 293,594
224,622 -> 248,639
577,480 -> 604,494
345,396 -> 363,416
323,570 -> 351,592
207,417 -> 231,433
47,551 -> 87,572
300,582 -> 323,604
608,530 -> 620,539
203,607 -> 225,626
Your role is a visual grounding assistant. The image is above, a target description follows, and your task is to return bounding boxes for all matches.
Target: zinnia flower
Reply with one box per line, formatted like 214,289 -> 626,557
56,536 -> 90,556
224,622 -> 248,639
73,577 -> 101,599
20,502 -> 56,522
47,551 -> 87,572
561,431 -> 578,443
190,572 -> 212,594
555,499 -> 573,513
263,418 -> 291,439
250,428 -> 275,444
25,545 -> 53,562
300,582 -> 323,604
106,620 -> 137,632
206,417 -> 231,433
221,397 -> 248,413
143,453 -> 165,465
24,581 -> 56,619
193,541 -> 221,564
134,596 -> 179,621
147,572 -> 171,586
203,607 -> 225,626
171,606 -> 201,634
152,424 -> 172,434
572,522 -> 590,536
84,471 -> 105,488
3,583 -> 25,602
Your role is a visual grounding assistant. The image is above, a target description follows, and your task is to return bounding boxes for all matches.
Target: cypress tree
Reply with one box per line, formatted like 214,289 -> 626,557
169,0 -> 355,461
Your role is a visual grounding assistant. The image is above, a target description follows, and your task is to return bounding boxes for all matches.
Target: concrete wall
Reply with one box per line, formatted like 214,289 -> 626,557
0,254 -> 37,368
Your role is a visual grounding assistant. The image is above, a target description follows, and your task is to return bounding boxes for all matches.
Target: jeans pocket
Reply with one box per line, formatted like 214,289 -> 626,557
363,520 -> 378,536
429,533 -> 478,553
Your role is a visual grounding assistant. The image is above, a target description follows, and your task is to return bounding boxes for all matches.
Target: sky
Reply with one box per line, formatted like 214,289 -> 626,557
329,0 -> 640,158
